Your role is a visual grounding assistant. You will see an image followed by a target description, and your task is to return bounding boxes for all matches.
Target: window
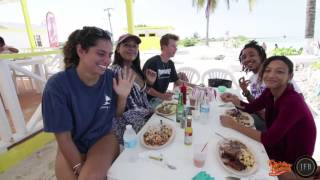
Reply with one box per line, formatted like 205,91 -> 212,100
139,34 -> 145,37
34,35 -> 43,47
149,33 -> 156,37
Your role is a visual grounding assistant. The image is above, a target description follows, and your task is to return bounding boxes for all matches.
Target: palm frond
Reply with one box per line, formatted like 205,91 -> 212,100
192,0 -> 217,14
248,0 -> 256,12
192,0 -> 206,8
192,0 -> 206,11
208,0 -> 217,13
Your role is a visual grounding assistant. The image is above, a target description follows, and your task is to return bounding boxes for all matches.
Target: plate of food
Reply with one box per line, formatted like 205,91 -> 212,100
140,121 -> 175,150
225,109 -> 254,128
217,138 -> 258,176
155,102 -> 177,116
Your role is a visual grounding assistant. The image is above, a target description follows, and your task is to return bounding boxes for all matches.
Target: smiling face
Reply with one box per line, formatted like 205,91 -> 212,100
240,48 -> 263,73
262,60 -> 293,90
117,39 -> 139,62
77,39 -> 113,76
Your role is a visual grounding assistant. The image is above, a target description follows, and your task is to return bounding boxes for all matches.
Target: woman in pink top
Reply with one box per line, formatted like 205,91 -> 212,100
220,56 -> 316,166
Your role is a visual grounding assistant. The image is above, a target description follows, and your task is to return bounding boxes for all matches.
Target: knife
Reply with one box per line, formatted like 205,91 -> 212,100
156,113 -> 175,121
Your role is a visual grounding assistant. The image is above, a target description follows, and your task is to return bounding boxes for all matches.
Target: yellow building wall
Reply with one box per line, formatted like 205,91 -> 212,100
139,36 -> 160,50
131,26 -> 174,50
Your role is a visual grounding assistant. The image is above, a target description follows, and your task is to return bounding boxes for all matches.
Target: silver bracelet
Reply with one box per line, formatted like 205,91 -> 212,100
72,162 -> 82,175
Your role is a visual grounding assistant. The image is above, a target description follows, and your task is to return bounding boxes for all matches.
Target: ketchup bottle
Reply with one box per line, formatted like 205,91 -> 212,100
180,83 -> 187,105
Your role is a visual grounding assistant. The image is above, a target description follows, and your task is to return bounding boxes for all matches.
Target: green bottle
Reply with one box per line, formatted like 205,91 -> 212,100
176,93 -> 184,123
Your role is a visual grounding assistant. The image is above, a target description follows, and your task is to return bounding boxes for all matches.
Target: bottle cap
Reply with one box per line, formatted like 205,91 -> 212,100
126,124 -> 132,129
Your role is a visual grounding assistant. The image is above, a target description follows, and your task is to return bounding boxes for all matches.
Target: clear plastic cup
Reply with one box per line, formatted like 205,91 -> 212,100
193,143 -> 208,168
189,96 -> 196,107
192,109 -> 200,121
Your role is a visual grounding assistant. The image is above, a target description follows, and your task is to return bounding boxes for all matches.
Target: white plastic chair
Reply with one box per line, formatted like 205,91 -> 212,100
44,54 -> 64,79
201,68 -> 239,88
11,66 -> 34,94
177,67 -> 200,84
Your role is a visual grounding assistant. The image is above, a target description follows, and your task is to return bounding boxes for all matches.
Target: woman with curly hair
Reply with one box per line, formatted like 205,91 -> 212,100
42,27 -> 135,179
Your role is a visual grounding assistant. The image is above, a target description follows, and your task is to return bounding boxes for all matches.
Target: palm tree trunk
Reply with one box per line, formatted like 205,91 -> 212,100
305,0 -> 316,54
206,15 -> 210,46
305,0 -> 316,38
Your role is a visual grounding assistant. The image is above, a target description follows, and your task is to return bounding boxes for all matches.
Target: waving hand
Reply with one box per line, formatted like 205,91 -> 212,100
113,66 -> 136,98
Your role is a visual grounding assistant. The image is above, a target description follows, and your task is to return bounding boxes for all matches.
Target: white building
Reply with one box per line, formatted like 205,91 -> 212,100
0,22 -> 49,50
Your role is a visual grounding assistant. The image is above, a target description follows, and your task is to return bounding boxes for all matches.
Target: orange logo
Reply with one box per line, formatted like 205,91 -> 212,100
269,160 -> 292,176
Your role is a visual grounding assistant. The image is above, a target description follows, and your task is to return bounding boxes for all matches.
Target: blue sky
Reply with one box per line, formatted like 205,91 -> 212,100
0,0 -> 319,42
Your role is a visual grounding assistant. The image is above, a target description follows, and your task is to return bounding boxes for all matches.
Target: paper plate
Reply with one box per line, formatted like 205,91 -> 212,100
140,121 -> 175,150
216,138 -> 258,176
155,101 -> 177,116
225,109 -> 254,128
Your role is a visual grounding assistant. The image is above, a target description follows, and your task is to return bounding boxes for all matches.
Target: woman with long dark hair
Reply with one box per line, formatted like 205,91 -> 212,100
110,34 -> 156,145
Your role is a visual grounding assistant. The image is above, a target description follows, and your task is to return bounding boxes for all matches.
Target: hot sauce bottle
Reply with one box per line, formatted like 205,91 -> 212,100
184,113 -> 193,145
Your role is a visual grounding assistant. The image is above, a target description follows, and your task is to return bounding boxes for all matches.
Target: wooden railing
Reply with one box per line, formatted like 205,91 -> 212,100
0,50 -> 62,153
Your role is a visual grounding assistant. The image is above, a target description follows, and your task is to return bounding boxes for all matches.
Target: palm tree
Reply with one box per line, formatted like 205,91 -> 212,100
192,0 -> 255,46
192,0 -> 217,46
305,0 -> 317,54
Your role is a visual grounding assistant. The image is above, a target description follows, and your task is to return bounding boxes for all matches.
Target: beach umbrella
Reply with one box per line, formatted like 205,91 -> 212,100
0,0 -> 36,49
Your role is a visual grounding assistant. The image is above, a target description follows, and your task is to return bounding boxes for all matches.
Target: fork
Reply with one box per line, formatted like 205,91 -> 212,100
225,176 -> 240,180
163,161 -> 177,170
158,154 -> 177,170
149,155 -> 177,170
215,132 -> 228,140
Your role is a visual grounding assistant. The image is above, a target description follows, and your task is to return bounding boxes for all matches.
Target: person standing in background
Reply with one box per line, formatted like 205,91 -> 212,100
262,42 -> 267,52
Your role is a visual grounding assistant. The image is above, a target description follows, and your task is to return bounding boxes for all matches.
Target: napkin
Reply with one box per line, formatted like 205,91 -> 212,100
192,171 -> 215,180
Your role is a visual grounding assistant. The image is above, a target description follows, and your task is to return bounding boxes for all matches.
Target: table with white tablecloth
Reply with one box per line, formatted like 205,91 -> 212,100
108,93 -> 278,180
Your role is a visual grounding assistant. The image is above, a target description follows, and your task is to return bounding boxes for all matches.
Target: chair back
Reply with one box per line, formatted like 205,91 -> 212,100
201,68 -> 238,88
177,67 -> 200,84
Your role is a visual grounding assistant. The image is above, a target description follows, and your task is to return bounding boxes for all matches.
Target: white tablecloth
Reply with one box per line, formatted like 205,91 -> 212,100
108,97 -> 278,180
